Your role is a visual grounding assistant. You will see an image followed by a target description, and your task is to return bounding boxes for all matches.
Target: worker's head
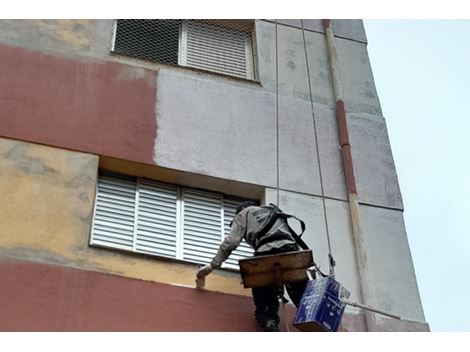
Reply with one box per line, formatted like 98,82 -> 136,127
235,200 -> 257,214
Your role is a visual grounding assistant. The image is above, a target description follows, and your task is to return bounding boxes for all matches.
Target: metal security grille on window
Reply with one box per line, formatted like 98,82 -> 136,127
90,174 -> 253,270
113,19 -> 255,80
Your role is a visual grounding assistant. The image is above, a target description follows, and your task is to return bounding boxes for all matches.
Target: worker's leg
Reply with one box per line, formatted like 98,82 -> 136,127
285,279 -> 308,307
252,248 -> 281,330
252,285 -> 280,327
252,243 -> 300,331
271,243 -> 308,307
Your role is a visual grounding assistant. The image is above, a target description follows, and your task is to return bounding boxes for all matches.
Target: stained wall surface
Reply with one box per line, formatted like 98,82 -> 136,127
0,138 -> 247,297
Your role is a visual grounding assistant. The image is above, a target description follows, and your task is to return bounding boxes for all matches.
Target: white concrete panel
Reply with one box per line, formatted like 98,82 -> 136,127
313,104 -> 348,200
278,98 -> 348,200
255,20 -> 276,94
301,20 -> 325,33
264,187 -> 278,205
360,204 -> 426,322
348,113 -> 404,209
154,69 -> 277,188
155,68 -> 348,199
277,25 -> 311,101
266,19 -> 368,44
325,199 -> 362,312
335,37 -> 382,116
278,96 -> 320,195
331,20 -> 368,44
304,30 -> 336,107
276,19 -> 302,28
255,20 -> 335,107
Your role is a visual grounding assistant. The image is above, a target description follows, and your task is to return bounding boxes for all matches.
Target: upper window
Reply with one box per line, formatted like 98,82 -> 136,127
112,19 -> 256,80
90,172 -> 254,270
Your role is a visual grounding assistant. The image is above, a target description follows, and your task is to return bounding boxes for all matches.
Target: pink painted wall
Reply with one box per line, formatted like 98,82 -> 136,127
0,259 -> 272,331
0,45 -> 157,164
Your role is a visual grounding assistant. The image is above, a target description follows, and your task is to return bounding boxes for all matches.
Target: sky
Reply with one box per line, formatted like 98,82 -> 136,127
364,20 -> 470,332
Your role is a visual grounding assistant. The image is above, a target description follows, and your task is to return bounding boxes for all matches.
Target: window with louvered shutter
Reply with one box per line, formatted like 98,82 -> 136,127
112,19 -> 256,80
180,20 -> 254,80
90,173 -> 255,270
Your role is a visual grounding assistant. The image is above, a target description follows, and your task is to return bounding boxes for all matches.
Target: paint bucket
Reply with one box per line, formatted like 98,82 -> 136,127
292,276 -> 346,332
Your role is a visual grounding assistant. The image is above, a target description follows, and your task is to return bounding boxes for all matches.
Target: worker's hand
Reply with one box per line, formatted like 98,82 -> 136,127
196,264 -> 213,279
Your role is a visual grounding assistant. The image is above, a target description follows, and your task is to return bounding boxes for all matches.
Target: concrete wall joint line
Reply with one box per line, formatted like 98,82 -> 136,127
261,20 -> 368,44
275,187 -> 405,212
358,202 -> 404,212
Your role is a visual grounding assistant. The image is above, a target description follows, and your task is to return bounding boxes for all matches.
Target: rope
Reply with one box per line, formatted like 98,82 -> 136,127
300,20 -> 336,277
275,19 -> 280,207
273,20 -> 336,276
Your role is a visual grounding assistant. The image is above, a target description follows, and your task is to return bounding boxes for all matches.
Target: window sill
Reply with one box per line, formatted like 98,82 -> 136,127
90,243 -> 242,274
109,52 -> 262,87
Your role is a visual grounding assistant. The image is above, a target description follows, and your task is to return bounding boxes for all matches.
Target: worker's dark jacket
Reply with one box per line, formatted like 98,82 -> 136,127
210,205 -> 296,269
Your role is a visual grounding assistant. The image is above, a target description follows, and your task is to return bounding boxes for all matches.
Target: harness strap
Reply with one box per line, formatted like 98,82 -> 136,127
254,204 -> 309,251
255,232 -> 292,251
284,222 -> 309,250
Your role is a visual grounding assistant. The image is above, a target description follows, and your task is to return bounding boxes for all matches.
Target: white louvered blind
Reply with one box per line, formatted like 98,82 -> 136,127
91,176 -> 136,251
136,179 -> 178,258
182,20 -> 254,80
90,174 -> 253,270
182,188 -> 222,264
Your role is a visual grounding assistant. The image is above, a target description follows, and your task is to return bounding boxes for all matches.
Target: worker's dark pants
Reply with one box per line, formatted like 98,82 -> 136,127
252,244 -> 308,326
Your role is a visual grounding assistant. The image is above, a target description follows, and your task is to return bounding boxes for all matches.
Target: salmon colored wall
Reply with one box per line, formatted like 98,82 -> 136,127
0,259 -> 269,332
0,44 -> 156,165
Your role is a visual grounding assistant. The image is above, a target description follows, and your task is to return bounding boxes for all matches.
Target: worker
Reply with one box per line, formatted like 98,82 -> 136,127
196,200 -> 309,332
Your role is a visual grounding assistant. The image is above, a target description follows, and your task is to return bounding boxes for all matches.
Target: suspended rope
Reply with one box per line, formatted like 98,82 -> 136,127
272,19 -> 335,276
275,19 -> 280,207
300,19 -> 336,277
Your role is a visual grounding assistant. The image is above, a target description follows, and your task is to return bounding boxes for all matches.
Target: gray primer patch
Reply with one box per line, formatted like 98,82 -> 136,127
0,247 -> 94,272
5,143 -> 57,175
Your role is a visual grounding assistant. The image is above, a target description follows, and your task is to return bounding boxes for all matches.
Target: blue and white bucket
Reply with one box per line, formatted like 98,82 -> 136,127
292,276 -> 347,332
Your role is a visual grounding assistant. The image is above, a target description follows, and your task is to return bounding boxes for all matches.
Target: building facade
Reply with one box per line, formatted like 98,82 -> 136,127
0,19 -> 428,331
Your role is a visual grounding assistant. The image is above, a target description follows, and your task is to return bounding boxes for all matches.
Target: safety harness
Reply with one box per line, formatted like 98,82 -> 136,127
254,204 -> 309,251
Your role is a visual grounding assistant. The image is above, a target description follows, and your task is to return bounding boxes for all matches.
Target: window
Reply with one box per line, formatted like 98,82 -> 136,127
90,172 -> 254,270
112,19 -> 256,80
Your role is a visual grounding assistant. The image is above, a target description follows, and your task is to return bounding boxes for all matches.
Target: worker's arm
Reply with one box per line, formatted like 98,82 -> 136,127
211,214 -> 245,269
196,212 -> 246,279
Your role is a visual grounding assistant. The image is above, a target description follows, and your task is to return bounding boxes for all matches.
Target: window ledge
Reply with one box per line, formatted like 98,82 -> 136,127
109,51 -> 262,87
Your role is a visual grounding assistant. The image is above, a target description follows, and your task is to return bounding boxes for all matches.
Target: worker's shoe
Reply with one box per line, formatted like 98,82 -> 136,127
263,320 -> 279,332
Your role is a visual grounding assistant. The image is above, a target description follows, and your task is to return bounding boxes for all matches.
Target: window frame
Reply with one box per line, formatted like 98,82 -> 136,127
110,19 -> 258,81
89,172 -> 255,271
